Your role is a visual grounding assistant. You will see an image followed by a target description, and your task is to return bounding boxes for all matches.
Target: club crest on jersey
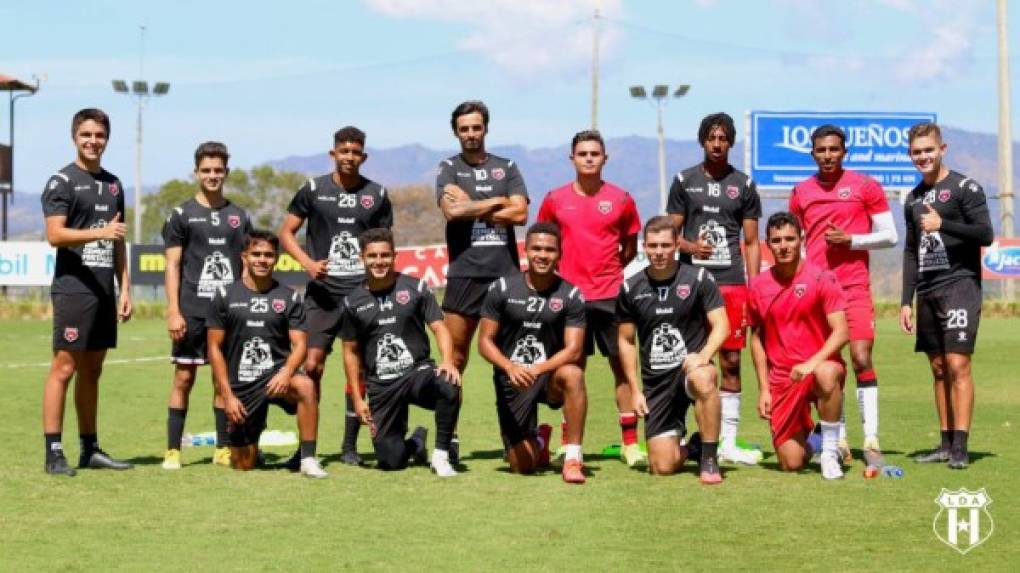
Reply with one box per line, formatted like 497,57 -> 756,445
837,187 -> 851,200
676,284 -> 691,300
938,189 -> 951,203
271,299 -> 286,313
549,297 -> 563,312
491,167 -> 505,180
794,284 -> 807,298
395,290 -> 410,305
360,195 -> 375,209
63,327 -> 79,342
726,185 -> 739,199
598,200 -> 613,215
228,215 -> 241,228
108,182 -> 119,196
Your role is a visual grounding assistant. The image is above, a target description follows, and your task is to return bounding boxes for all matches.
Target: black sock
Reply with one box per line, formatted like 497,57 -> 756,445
433,386 -> 461,451
214,407 -> 229,447
701,441 -> 719,464
45,433 -> 63,461
80,433 -> 98,455
299,440 -> 317,459
952,430 -> 969,452
341,393 -> 360,452
940,429 -> 953,450
168,408 -> 187,450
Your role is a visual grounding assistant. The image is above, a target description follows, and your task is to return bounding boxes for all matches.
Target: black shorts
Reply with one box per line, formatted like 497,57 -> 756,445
52,292 -> 117,351
493,372 -> 562,449
643,370 -> 692,440
303,282 -> 345,352
584,299 -> 619,357
915,279 -> 982,354
228,395 -> 298,447
171,314 -> 208,365
442,277 -> 496,319
367,364 -> 460,445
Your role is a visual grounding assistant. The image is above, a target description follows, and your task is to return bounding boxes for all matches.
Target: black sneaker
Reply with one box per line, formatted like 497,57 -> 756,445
339,449 -> 363,466
915,447 -> 950,464
45,453 -> 77,476
948,448 -> 969,470
282,449 -> 301,471
79,449 -> 133,470
685,432 -> 702,465
448,437 -> 460,466
410,426 -> 428,465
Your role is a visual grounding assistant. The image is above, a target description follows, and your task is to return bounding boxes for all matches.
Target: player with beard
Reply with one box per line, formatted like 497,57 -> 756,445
478,222 -> 588,483
342,228 -> 463,477
901,123 -> 993,469
617,216 -> 727,483
280,126 -> 392,466
41,108 -> 133,476
162,142 -> 252,470
667,113 -> 763,466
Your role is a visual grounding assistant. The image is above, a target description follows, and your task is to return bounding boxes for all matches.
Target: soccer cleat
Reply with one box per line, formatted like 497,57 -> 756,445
299,457 -> 328,479
430,451 -> 458,477
339,449 -> 363,466
79,449 -> 133,470
212,447 -> 232,467
862,437 -> 885,478
45,453 -> 77,477
699,456 -> 723,485
562,459 -> 586,484
282,449 -> 301,471
948,448 -> 969,470
837,439 -> 853,466
914,447 -> 950,464
684,432 -> 703,465
536,423 -> 553,468
448,437 -> 460,466
820,452 -> 844,480
719,441 -> 762,465
162,449 -> 182,470
620,443 -> 648,468
410,426 -> 428,466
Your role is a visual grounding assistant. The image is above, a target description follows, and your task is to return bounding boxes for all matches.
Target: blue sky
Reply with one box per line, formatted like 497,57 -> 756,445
3,0 -> 1018,192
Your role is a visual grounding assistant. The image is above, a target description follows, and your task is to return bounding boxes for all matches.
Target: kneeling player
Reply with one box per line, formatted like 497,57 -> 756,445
617,216 -> 728,483
478,222 -> 588,483
342,228 -> 462,477
207,231 -> 326,477
748,213 -> 849,479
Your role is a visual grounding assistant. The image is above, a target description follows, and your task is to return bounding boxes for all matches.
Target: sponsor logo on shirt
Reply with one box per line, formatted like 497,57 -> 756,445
938,189 -> 951,203
75,184 -> 90,191
476,185 -> 493,192
337,217 -> 355,224
360,195 -> 375,209
208,237 -> 226,245
230,302 -> 248,308
246,320 -> 265,327
228,215 -> 241,228
676,284 -> 691,299
508,298 -> 526,305
549,297 -> 563,312
492,167 -> 505,180
633,292 -> 652,300
838,187 -> 852,200
598,200 -> 613,215
356,303 -> 375,312
688,187 -> 704,193
655,307 -> 674,315
109,182 -> 119,196
794,284 -> 807,298
95,204 -> 109,212
523,321 -> 542,329
272,299 -> 286,313
188,217 -> 207,223
703,205 -> 720,214
457,172 -> 471,178
64,327 -> 79,342
726,185 -> 739,199
378,316 -> 396,325
395,290 -> 410,305
317,195 -> 337,202
474,169 -> 488,181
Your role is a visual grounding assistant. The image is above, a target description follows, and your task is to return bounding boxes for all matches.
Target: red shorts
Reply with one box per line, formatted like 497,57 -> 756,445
768,361 -> 846,448
719,284 -> 749,351
844,286 -> 875,342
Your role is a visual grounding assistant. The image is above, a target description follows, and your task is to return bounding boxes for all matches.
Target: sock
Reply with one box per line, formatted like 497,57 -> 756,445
299,440 -> 317,459
45,433 -> 63,461
700,441 -> 718,465
820,421 -> 840,457
214,407 -> 229,448
341,393 -> 361,452
80,433 -> 98,455
856,370 -> 879,441
951,430 -> 969,452
719,391 -> 740,447
619,412 -> 638,446
940,429 -> 953,450
564,443 -> 583,462
838,402 -> 847,443
167,407 -> 187,451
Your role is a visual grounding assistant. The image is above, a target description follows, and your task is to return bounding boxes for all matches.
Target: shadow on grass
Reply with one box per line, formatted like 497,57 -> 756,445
125,455 -> 164,466
905,449 -> 996,464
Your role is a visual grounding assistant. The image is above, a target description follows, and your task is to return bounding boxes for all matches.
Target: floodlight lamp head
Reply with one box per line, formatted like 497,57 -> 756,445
629,86 -> 647,99
153,82 -> 170,95
652,85 -> 669,99
674,85 -> 691,97
131,81 -> 148,95
112,80 -> 129,93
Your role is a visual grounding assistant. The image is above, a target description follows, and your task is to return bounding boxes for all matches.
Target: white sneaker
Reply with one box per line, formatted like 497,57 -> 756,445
300,457 -> 328,479
820,452 -> 844,480
430,450 -> 458,477
719,443 -> 763,465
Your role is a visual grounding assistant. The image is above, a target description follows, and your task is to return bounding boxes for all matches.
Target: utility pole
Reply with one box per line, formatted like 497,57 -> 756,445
997,0 -> 1014,301
591,7 -> 600,130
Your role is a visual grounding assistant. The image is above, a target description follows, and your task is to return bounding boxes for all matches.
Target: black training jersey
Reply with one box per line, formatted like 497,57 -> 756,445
207,280 -> 305,400
666,165 -> 761,285
616,265 -> 724,381
480,273 -> 586,368
436,154 -> 528,278
162,198 -> 252,319
902,170 -> 994,305
287,174 -> 393,295
41,163 -> 126,296
339,273 -> 444,383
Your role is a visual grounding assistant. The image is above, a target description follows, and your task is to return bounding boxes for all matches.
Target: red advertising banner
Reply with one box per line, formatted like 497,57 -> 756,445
982,238 -> 1020,280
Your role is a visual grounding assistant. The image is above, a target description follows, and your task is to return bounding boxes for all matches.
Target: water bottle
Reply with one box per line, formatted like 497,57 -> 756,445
882,465 -> 905,479
181,432 -> 216,448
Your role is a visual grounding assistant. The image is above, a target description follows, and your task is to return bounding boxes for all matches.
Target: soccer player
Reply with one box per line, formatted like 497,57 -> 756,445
667,112 -> 763,466
342,228 -> 462,477
477,222 -> 588,483
748,212 -> 849,480
162,142 -> 252,470
789,125 -> 898,475
279,126 -> 393,466
617,216 -> 727,483
901,123 -> 993,469
207,230 -> 326,477
40,108 -> 133,476
536,130 -> 644,467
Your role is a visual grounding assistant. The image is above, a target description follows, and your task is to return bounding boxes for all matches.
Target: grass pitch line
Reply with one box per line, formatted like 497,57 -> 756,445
3,355 -> 168,369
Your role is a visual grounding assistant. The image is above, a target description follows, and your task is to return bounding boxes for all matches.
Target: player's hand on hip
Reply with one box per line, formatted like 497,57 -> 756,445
632,392 -> 649,417
306,260 -> 329,281
758,390 -> 772,420
899,305 -> 915,334
266,371 -> 290,397
225,395 -> 247,424
920,203 -> 942,233
436,362 -> 462,386
167,310 -> 186,341
824,222 -> 851,245
507,363 -> 535,389
118,293 -> 133,323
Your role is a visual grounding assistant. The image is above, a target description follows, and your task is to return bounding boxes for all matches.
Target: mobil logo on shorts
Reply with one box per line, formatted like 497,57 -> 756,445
982,240 -> 1020,277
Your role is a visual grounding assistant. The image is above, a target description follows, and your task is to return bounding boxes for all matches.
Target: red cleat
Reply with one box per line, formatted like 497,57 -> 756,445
562,459 -> 586,484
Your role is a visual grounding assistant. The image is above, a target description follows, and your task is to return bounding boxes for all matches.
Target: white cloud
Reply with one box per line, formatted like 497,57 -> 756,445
363,0 -> 622,79
892,0 -> 985,84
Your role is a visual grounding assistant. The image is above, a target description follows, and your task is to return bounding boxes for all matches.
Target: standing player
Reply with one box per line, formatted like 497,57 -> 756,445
667,113 -> 763,466
617,216 -> 728,483
41,108 -> 133,476
749,213 -> 849,480
207,230 -> 325,477
162,142 -> 252,470
477,222 -> 588,483
342,229 -> 462,477
279,126 -> 392,466
789,125 -> 898,475
901,123 -> 993,469
536,130 -> 643,467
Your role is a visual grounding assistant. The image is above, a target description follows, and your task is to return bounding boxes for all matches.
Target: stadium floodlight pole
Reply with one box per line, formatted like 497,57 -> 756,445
630,84 -> 690,213
590,7 -> 600,130
997,0 -> 1014,301
3,75 -> 39,242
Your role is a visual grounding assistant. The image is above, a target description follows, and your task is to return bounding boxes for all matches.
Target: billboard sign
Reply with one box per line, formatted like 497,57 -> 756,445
982,238 -> 1020,280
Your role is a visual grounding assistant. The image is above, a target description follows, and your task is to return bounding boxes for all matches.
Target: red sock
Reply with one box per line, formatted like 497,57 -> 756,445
619,413 -> 638,446
560,421 -> 568,446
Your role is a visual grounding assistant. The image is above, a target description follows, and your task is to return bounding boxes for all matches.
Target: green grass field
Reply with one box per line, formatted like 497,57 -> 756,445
0,317 -> 1016,571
